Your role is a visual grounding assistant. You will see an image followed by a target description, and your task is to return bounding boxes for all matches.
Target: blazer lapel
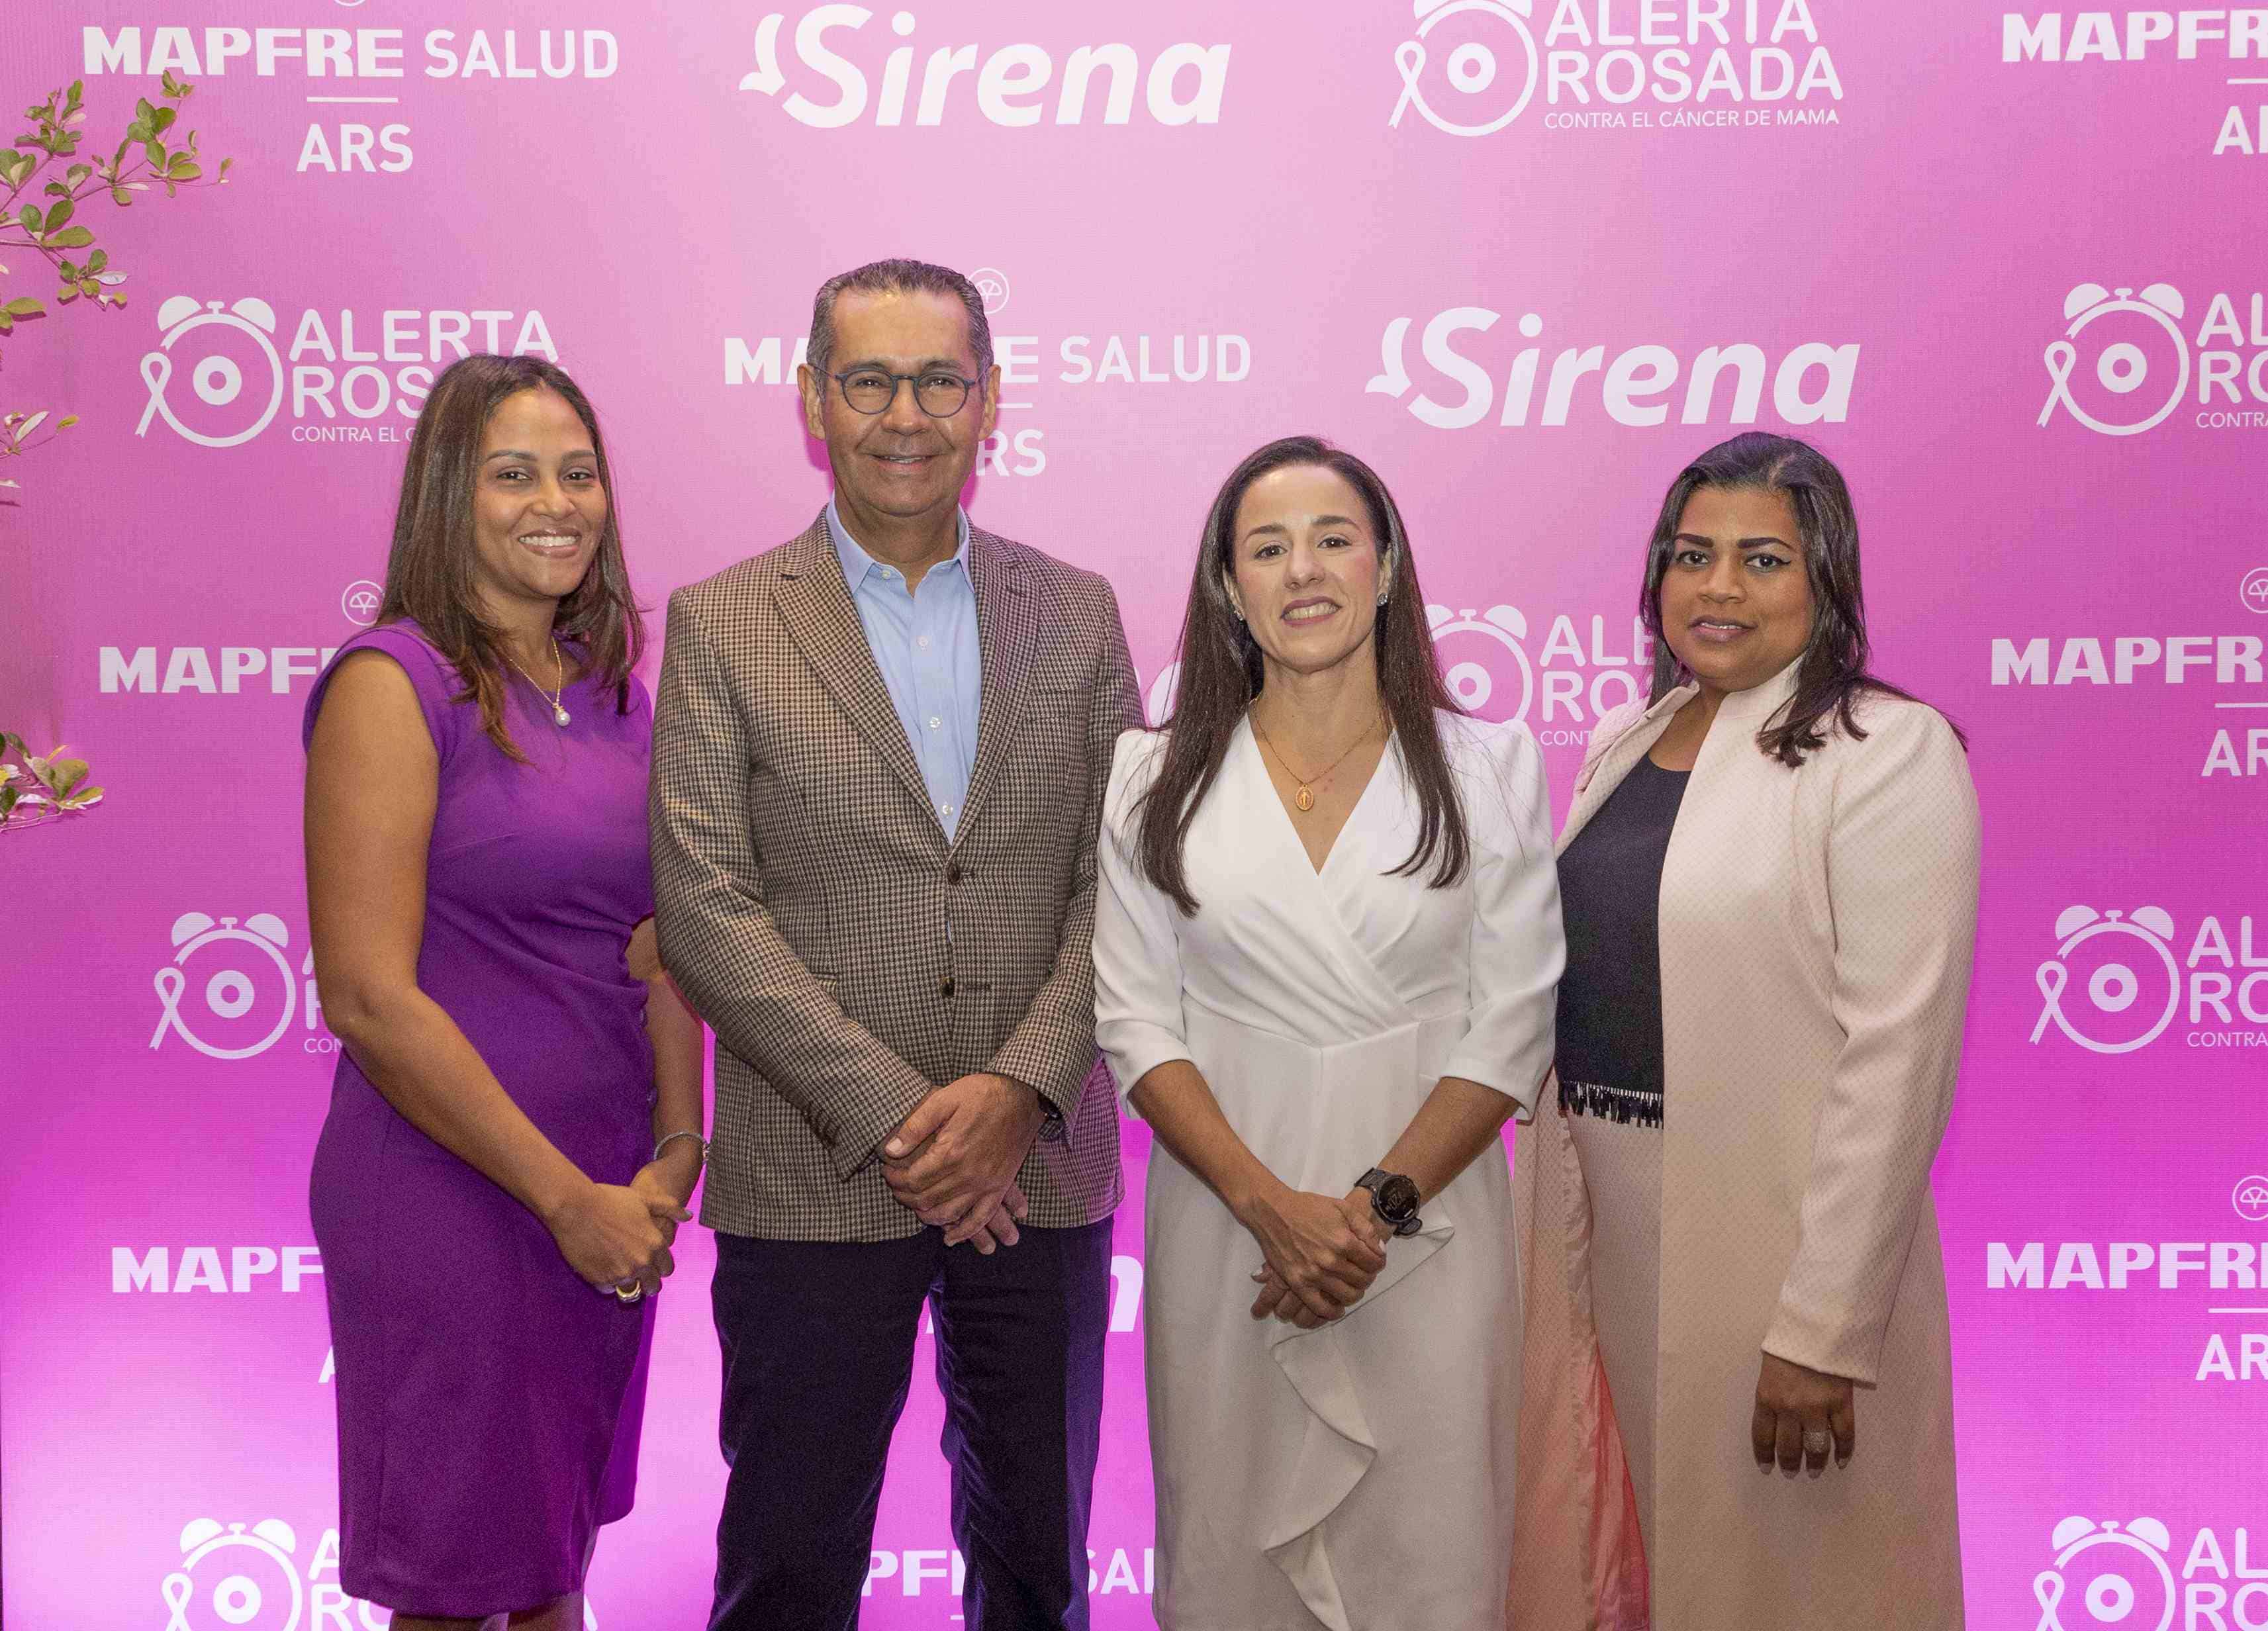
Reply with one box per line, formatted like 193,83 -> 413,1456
773,511 -> 939,833
1558,684 -> 1694,855
954,528 -> 1035,847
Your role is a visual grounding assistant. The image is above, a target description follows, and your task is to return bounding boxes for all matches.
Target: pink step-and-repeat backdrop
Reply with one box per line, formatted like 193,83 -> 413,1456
3,1 -> 2265,1626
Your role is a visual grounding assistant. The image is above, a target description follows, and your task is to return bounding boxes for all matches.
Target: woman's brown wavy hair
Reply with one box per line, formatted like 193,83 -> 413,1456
376,354 -> 642,761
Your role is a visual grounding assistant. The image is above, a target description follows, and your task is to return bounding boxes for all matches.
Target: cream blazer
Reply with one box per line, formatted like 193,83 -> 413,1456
1511,662 -> 1979,1630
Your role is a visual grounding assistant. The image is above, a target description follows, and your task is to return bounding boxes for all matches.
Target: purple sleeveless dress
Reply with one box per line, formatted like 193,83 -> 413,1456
303,620 -> 657,1616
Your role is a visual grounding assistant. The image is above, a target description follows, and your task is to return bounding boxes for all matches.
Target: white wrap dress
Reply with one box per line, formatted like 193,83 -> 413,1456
1095,712 -> 1564,1630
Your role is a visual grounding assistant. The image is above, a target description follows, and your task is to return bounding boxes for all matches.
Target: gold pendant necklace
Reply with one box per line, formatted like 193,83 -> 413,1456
1251,713 -> 1382,812
506,634 -> 571,727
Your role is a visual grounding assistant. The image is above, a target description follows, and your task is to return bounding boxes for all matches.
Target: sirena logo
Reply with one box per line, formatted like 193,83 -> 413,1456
150,912 -> 330,1060
2039,280 -> 2268,434
2034,1517 -> 2177,1631
1368,306 -> 1857,429
2031,904 -> 2268,1053
737,7 -> 1230,128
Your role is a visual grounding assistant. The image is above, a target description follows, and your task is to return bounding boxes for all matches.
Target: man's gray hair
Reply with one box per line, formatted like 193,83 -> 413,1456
806,257 -> 994,381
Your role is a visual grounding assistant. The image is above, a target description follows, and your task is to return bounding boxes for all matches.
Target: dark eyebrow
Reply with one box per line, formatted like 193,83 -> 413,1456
483,448 -> 596,465
838,357 -> 972,374
1244,514 -> 1366,539
1673,531 -> 1794,549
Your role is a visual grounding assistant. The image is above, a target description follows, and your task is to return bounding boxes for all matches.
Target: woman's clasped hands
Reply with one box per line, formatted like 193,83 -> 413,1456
1241,1183 -> 1391,1329
546,1165 -> 692,1304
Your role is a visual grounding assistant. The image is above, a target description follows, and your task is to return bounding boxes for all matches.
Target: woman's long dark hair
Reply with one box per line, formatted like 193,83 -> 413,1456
1641,432 -> 1956,766
1133,436 -> 1469,915
377,353 -> 643,761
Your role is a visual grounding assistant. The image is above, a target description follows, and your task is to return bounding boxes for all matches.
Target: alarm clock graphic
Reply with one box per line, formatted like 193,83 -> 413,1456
162,1519 -> 304,1631
2032,1517 -> 2177,1631
1390,0 -> 1539,138
1427,603 -> 1534,722
2038,283 -> 2190,438
2030,906 -> 2181,1055
136,295 -> 286,449
150,912 -> 300,1060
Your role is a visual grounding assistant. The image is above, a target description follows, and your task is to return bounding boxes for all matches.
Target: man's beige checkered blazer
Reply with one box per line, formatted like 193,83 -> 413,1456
650,512 -> 1141,1242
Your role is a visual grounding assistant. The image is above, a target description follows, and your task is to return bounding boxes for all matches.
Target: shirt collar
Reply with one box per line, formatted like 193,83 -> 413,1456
827,496 -> 971,590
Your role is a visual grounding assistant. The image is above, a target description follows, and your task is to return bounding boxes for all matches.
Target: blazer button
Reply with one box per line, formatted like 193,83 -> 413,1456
946,862 -> 964,886
939,976 -> 955,998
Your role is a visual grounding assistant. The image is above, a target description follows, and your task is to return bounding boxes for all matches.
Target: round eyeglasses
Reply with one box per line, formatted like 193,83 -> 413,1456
829,368 -> 976,418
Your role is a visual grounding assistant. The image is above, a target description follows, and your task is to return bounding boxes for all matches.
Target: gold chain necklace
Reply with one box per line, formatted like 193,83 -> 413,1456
504,634 -> 571,728
1251,712 -> 1383,812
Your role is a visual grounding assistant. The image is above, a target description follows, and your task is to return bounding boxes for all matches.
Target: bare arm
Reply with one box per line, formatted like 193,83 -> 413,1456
629,916 -> 706,1210
305,650 -> 678,1289
1129,1062 -> 1388,1327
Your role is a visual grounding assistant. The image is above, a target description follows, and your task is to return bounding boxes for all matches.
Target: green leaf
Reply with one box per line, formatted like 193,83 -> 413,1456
85,247 -> 105,271
110,186 -> 128,206
134,97 -> 156,125
50,759 -> 87,795
5,295 -> 43,316
17,203 -> 40,232
0,313 -> 14,335
0,787 -> 17,820
44,226 -> 91,248
167,161 -> 201,182
143,138 -> 165,169
58,414 -> 76,428
54,285 -> 75,304
62,784 -> 103,809
152,107 -> 176,134
43,195 -> 70,232
77,278 -> 96,297
217,157 -> 232,182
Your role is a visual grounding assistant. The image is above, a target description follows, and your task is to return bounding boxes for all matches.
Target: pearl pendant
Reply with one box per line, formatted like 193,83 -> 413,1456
1294,786 -> 1315,812
553,704 -> 571,727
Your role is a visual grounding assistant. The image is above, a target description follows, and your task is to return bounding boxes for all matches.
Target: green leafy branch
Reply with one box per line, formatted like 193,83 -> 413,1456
0,732 -> 103,831
0,406 -> 75,488
0,71 -> 231,342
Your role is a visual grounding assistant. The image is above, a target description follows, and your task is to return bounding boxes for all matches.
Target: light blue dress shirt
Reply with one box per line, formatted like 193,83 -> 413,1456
828,497 -> 983,838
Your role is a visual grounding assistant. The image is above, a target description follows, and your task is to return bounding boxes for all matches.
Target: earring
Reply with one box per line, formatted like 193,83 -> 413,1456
1376,590 -> 1389,607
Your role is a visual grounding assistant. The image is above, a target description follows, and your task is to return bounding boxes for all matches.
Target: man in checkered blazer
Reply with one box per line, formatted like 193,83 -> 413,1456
651,259 -> 1139,1630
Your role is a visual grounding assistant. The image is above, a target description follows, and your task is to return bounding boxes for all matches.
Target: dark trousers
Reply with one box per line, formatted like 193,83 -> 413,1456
708,1219 -> 1112,1631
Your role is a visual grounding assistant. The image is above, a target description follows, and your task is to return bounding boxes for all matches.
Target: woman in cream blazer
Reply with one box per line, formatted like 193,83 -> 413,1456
1511,433 -> 1979,1630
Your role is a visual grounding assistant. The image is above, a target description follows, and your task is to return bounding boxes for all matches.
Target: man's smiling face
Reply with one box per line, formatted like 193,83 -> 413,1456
800,287 -> 999,531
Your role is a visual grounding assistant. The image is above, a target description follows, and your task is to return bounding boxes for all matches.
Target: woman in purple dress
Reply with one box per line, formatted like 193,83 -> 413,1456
303,354 -> 704,1630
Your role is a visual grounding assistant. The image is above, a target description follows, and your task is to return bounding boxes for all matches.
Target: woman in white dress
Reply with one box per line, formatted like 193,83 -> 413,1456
1094,436 -> 1564,1630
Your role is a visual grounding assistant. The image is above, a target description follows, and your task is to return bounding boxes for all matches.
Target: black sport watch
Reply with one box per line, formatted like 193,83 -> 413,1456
1355,1168 -> 1423,1238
